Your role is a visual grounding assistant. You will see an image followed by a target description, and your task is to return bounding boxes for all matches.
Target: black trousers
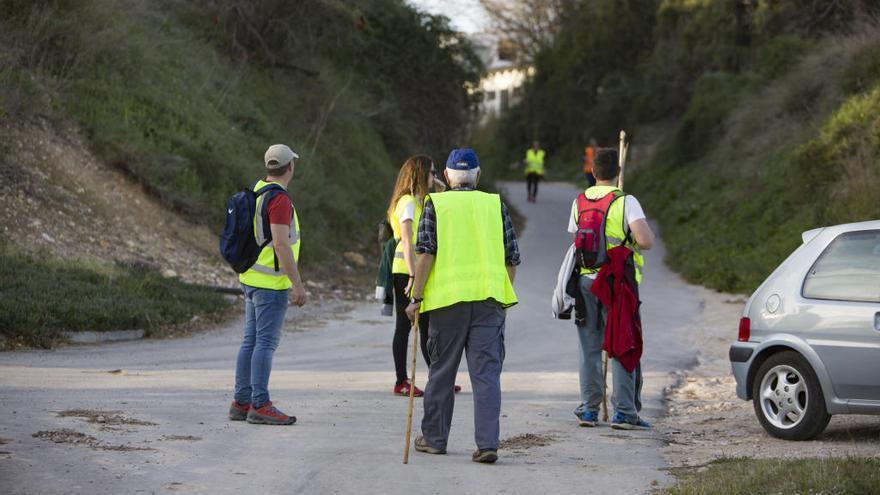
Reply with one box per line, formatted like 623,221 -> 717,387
526,172 -> 540,197
393,273 -> 431,384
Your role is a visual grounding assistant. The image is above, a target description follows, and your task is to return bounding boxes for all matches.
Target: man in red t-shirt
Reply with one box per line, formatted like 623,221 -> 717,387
230,144 -> 307,426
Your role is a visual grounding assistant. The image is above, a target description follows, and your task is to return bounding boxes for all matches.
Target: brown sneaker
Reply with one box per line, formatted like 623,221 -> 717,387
472,449 -> 498,463
246,401 -> 296,425
229,401 -> 250,421
414,436 -> 446,454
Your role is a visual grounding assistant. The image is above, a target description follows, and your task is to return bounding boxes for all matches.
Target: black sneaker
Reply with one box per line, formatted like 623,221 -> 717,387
472,449 -> 498,463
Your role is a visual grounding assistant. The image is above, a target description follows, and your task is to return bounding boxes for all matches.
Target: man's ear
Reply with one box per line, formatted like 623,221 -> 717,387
444,169 -> 450,184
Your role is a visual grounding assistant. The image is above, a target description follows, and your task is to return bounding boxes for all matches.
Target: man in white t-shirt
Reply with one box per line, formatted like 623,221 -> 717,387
567,148 -> 655,430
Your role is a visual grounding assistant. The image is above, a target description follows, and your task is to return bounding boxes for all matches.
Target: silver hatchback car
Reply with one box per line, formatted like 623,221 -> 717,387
729,220 -> 880,440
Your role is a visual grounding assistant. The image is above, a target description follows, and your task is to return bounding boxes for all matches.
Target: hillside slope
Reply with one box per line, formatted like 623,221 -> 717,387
0,0 -> 480,346
1,119 -> 230,286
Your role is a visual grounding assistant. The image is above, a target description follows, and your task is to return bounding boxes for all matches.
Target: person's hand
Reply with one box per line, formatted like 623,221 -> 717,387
404,277 -> 414,297
405,302 -> 420,322
290,283 -> 307,307
432,176 -> 447,192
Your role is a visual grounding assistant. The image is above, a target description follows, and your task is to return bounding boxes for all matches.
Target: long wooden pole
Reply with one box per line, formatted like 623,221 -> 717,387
618,130 -> 629,190
402,311 -> 420,464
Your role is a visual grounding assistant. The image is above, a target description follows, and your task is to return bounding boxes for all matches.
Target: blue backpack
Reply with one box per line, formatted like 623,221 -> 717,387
219,182 -> 286,273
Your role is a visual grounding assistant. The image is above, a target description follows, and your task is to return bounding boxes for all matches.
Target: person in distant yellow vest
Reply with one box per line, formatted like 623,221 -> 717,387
405,148 -> 520,464
524,140 -> 545,203
230,144 -> 307,427
567,148 -> 656,431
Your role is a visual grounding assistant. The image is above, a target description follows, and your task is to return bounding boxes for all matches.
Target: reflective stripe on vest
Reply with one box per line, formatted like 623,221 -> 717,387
576,185 -> 644,283
389,194 -> 422,275
421,191 -> 517,312
239,180 -> 301,290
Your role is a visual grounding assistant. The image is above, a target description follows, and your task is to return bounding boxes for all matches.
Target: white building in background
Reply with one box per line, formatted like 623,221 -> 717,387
470,34 -> 534,123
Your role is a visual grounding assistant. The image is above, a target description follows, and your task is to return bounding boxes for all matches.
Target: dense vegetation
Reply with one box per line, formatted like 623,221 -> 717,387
0,0 -> 480,345
0,241 -> 230,348
479,0 -> 880,292
0,0 -> 480,259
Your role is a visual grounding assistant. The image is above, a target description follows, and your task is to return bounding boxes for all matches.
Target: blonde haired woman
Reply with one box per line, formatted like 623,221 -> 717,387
387,154 -> 457,396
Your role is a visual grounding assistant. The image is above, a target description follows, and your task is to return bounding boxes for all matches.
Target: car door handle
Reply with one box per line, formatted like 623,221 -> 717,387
876,312 -> 880,332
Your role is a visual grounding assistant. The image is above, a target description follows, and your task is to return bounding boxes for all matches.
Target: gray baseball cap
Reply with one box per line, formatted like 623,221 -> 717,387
264,144 -> 299,170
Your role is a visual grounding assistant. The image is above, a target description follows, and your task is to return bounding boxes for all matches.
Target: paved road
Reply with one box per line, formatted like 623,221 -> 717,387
0,181 -> 703,494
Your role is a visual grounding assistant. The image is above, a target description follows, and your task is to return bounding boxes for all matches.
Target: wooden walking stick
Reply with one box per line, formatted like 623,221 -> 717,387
600,130 -> 630,423
402,310 -> 420,464
618,130 -> 629,190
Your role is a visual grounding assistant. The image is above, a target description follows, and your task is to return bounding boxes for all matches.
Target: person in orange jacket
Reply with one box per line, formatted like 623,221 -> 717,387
583,138 -> 597,187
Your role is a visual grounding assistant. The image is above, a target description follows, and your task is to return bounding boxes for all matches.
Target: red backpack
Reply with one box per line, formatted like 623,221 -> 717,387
574,190 -> 626,270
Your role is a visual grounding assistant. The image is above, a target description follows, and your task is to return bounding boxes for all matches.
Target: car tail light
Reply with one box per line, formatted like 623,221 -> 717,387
738,317 -> 751,342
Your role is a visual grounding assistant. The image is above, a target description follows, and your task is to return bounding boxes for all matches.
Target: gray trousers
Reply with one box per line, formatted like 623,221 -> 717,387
420,301 -> 506,451
574,276 -> 643,421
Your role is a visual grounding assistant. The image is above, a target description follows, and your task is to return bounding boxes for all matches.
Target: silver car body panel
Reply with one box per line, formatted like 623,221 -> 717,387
731,220 -> 880,416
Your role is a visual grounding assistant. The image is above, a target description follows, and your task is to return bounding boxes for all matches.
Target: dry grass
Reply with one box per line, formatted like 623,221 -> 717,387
661,457 -> 880,495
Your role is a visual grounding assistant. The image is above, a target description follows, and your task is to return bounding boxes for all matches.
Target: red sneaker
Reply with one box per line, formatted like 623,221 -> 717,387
228,401 -> 251,421
453,385 -> 462,394
246,401 -> 296,425
393,380 -> 423,397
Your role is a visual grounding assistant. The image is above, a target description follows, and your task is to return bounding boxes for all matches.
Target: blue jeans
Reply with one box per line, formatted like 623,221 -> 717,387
234,284 -> 289,408
574,276 -> 643,422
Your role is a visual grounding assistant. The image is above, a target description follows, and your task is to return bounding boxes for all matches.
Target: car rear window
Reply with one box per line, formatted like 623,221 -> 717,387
802,229 -> 880,303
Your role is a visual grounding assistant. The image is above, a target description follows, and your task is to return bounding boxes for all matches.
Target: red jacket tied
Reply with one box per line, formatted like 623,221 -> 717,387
589,245 -> 642,373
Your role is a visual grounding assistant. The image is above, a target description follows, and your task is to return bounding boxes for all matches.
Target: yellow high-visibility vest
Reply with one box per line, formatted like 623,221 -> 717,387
525,148 -> 545,175
389,194 -> 423,275
574,185 -> 644,283
239,180 -> 301,290
421,191 -> 517,312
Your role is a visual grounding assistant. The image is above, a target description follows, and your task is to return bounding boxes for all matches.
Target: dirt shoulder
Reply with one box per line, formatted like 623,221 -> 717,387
659,287 -> 880,467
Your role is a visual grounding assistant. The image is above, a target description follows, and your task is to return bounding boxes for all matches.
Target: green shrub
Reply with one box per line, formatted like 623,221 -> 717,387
842,42 -> 880,95
674,72 -> 748,162
0,242 -> 229,348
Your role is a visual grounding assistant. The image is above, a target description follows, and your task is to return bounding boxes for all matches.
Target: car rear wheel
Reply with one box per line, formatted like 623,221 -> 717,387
751,350 -> 830,440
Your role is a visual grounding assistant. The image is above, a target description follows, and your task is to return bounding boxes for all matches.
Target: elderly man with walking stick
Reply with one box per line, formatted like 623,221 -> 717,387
404,148 -> 520,464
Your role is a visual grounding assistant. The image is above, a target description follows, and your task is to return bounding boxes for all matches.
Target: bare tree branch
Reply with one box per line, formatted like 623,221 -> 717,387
478,0 -> 573,62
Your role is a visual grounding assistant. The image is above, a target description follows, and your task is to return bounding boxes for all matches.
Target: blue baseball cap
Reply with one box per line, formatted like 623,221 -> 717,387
445,148 -> 480,170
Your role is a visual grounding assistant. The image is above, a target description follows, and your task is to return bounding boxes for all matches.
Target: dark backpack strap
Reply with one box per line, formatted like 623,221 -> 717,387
610,191 -> 634,246
254,181 -> 284,197
261,186 -> 289,274
256,187 -> 289,245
